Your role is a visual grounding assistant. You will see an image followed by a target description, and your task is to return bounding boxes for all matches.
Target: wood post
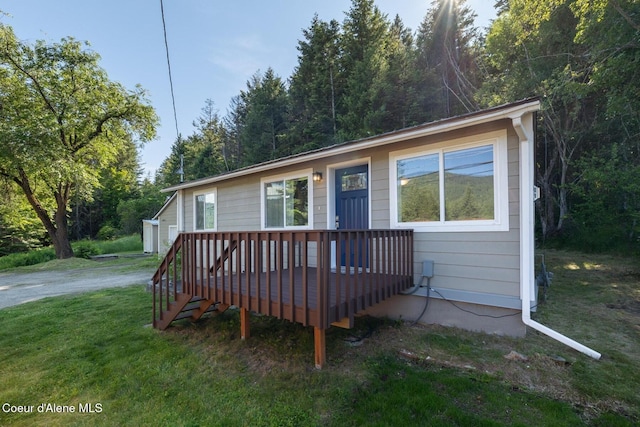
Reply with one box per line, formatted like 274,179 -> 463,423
314,327 -> 326,369
240,307 -> 250,340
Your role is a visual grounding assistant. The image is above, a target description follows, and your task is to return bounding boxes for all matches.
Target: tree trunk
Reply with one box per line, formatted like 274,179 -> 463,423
535,144 -> 559,240
556,160 -> 569,232
14,169 -> 74,259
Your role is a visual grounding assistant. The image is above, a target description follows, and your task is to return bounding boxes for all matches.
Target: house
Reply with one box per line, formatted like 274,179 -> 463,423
150,98 -> 600,368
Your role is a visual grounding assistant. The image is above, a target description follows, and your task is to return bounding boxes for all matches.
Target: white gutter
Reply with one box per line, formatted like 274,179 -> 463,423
514,114 -> 601,360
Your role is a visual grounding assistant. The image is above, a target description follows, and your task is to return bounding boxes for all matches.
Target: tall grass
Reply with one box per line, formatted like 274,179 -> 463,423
92,234 -> 142,254
0,247 -> 56,271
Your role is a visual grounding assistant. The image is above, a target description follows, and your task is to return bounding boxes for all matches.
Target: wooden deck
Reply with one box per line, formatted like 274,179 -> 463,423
151,230 -> 413,368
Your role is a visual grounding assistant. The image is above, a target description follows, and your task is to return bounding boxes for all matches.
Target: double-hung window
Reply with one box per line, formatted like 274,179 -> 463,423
262,171 -> 311,229
390,131 -> 509,232
194,190 -> 216,231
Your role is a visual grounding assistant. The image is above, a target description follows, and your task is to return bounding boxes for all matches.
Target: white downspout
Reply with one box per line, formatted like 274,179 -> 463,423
514,114 -> 601,360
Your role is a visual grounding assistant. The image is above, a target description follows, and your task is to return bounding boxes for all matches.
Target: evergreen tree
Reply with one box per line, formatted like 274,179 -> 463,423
288,16 -> 342,151
415,0 -> 480,120
377,15 -> 420,130
238,69 -> 289,166
338,0 -> 392,139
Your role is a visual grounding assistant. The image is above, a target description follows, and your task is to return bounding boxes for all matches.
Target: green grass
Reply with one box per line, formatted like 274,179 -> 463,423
0,247 -> 56,270
0,235 -> 144,271
91,234 -> 143,254
0,250 -> 638,426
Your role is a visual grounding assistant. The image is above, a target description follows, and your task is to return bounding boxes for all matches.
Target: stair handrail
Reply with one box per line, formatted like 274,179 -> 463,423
209,238 -> 238,274
152,234 -> 184,327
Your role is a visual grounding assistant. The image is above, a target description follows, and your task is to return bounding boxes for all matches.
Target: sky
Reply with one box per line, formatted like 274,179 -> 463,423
2,1 -> 497,178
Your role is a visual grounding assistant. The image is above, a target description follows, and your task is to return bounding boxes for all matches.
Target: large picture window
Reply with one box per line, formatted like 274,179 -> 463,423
263,175 -> 310,229
194,191 -> 216,230
391,132 -> 508,232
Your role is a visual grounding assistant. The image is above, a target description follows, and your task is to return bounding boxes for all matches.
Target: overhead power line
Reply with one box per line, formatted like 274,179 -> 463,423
160,0 -> 180,139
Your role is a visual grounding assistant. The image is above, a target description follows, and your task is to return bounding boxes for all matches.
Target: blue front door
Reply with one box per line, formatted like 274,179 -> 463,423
335,165 -> 369,267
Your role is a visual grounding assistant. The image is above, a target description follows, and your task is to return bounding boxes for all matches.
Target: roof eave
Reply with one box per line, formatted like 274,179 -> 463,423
162,98 -> 540,193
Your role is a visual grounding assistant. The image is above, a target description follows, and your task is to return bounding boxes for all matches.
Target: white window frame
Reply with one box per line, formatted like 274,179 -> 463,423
168,225 -> 178,243
193,188 -> 217,231
260,169 -> 313,230
390,130 -> 509,232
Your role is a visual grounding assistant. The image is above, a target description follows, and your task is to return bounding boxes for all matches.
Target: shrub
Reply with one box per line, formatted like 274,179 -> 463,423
73,240 -> 102,259
96,224 -> 118,241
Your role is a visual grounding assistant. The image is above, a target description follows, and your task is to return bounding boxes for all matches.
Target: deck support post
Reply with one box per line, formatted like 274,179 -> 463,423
240,307 -> 250,340
314,327 -> 326,369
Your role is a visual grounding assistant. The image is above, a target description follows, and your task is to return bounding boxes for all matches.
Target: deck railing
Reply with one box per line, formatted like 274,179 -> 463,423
152,229 -> 413,331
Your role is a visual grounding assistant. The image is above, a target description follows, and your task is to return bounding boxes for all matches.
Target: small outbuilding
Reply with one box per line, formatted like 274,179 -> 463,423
142,219 -> 159,254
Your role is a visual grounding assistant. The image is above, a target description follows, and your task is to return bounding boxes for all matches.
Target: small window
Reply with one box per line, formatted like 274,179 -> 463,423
194,191 -> 216,230
262,172 -> 311,229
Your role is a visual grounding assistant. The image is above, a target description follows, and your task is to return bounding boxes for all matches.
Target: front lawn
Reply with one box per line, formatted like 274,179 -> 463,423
0,250 -> 637,426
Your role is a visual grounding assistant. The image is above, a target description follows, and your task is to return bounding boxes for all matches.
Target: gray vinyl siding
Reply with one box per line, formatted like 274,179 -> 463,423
408,127 -> 521,299
157,196 -> 177,254
363,122 -> 521,301
370,152 -> 390,228
217,176 -> 261,231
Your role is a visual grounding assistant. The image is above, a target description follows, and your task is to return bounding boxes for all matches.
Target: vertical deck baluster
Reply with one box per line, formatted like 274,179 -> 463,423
205,233 -> 210,300
212,232 -> 218,297
335,231 -> 342,322
301,233 -> 308,326
234,233 -> 239,307
353,230 -> 359,313
255,233 -> 262,313
320,232 -> 330,329
265,232 -> 272,316
220,233 -> 226,305
243,232 -> 250,308
197,233 -> 203,297
276,233 -> 283,319
368,230 -> 374,306
393,231 -> 399,293
288,232 -> 295,322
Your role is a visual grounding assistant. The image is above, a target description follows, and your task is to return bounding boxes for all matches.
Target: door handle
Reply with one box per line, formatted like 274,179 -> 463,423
335,215 -> 340,229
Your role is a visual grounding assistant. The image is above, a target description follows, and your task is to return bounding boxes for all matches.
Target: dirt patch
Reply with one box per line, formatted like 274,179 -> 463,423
606,299 -> 640,315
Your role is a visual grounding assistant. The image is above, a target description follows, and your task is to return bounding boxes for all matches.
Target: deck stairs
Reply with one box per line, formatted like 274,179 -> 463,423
152,237 -> 234,330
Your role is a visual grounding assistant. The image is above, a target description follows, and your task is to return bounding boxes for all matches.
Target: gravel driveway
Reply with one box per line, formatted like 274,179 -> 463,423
0,263 -> 155,310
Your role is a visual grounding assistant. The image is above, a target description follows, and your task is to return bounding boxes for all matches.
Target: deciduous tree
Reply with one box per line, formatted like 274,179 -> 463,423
0,26 -> 157,258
